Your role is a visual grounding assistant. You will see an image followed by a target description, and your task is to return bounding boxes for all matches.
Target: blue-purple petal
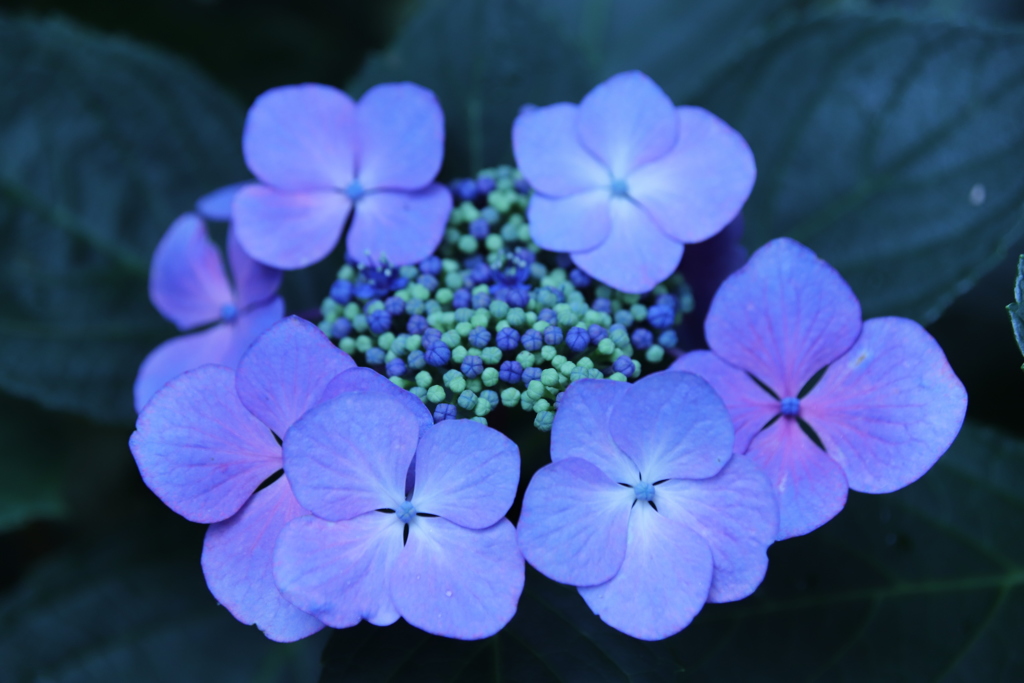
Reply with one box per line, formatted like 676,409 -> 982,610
512,102 -> 608,197
346,185 -> 450,267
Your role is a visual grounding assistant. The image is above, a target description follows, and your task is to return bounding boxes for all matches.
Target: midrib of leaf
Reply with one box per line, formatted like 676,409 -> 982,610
0,177 -> 147,275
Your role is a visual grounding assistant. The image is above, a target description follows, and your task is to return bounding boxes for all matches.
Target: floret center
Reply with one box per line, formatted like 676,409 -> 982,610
633,481 -> 655,502
345,179 -> 366,201
220,302 -> 238,322
780,396 -> 800,417
395,500 -> 417,524
610,178 -> 630,197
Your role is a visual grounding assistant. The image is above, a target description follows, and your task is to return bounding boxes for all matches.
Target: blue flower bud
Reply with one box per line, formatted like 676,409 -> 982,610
467,326 -> 491,348
330,279 -> 353,304
569,269 -> 591,288
534,410 -> 554,432
658,329 -> 678,348
542,325 -> 564,346
614,310 -> 634,327
386,358 -> 407,377
612,355 -> 635,377
368,310 -> 392,335
655,293 -> 676,311
365,347 -> 386,366
588,324 -> 607,344
539,308 -> 557,324
631,328 -> 654,350
565,326 -> 589,353
384,296 -> 405,316
433,403 -> 457,422
407,349 -> 426,370
592,297 -> 612,313
461,354 -> 484,379
477,177 -> 497,195
417,273 -> 439,292
330,318 -> 352,339
471,290 -> 491,308
405,298 -> 425,316
422,327 -> 442,345
648,304 -> 674,329
499,360 -> 523,384
441,330 -> 461,348
425,342 -> 451,367
479,389 -> 499,408
522,367 -> 542,386
521,328 -> 543,351
453,288 -> 472,309
496,327 -> 520,352
457,390 -> 478,411
469,218 -> 490,239
419,255 -> 442,275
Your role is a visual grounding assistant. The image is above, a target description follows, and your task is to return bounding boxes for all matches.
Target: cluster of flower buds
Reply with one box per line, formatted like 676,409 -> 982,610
318,166 -> 692,430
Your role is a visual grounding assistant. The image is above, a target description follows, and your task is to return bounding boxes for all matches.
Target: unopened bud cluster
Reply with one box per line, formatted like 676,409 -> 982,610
319,166 -> 693,430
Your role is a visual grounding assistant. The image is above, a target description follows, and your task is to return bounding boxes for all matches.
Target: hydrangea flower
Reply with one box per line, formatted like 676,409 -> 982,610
516,373 -> 778,640
512,70 -> 755,294
672,238 -> 968,539
133,207 -> 283,412
233,81 -> 452,270
273,390 -> 524,640
130,316 -> 412,641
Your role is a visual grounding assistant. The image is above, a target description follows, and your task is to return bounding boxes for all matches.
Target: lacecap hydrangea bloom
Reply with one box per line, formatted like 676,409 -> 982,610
274,390 -> 524,639
513,70 -> 755,293
516,373 -> 778,640
233,82 -> 452,270
673,238 -> 968,539
133,202 -> 283,412
131,316 -> 415,641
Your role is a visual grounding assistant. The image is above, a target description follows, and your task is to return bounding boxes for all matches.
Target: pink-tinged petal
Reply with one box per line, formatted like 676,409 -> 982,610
610,372 -> 733,482
274,512 -> 403,628
283,392 -> 419,520
227,228 -> 282,310
242,83 -> 355,191
577,71 -> 678,179
356,82 -> 444,191
801,317 -> 967,494
655,456 -> 778,603
235,316 -> 355,438
410,420 -> 519,529
129,365 -> 281,524
629,107 -> 755,245
551,379 -> 638,484
512,102 -> 609,197
133,324 -> 234,413
233,185 -> 352,270
571,198 -> 683,294
321,367 -> 433,436
579,503 -> 713,641
527,190 -> 612,253
747,418 -> 849,540
149,213 -> 233,331
220,297 -> 286,370
517,458 -> 632,587
195,181 -> 254,222
392,518 -> 524,640
671,350 -> 779,453
345,185 -> 450,266
705,237 -> 862,397
201,477 -> 324,642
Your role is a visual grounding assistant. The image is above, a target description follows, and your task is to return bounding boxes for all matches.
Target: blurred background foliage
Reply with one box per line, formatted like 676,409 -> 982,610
0,0 -> 1022,680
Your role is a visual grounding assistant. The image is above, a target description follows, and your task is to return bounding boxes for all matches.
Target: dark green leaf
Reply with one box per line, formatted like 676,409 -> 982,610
320,568 -> 676,683
351,0 -> 808,176
0,394 -> 66,533
697,14 -> 1024,323
0,14 -> 246,424
1006,254 -> 1024,366
667,420 -> 1024,681
0,525 -> 324,683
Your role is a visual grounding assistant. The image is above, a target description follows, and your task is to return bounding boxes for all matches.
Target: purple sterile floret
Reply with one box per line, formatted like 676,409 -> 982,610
232,82 -> 452,270
275,392 -> 524,640
512,70 -> 755,293
496,327 -> 521,352
130,316 -> 403,642
516,373 -> 778,641
672,238 -> 968,540
134,212 -> 284,413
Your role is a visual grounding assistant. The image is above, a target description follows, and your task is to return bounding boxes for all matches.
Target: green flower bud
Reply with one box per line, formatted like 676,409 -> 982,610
426,385 -> 447,403
501,387 -> 521,408
481,367 -> 500,387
